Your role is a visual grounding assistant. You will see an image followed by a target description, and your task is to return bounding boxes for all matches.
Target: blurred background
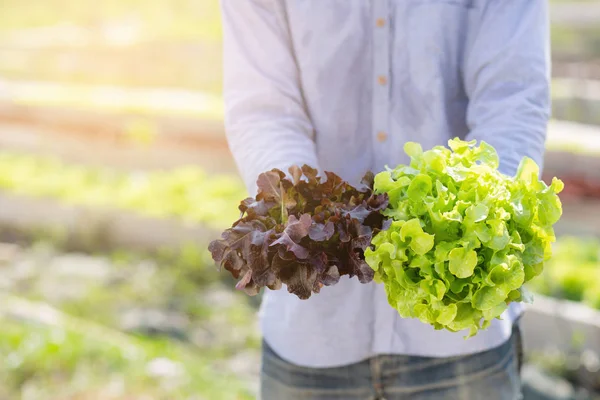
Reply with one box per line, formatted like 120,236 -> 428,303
0,1 -> 599,399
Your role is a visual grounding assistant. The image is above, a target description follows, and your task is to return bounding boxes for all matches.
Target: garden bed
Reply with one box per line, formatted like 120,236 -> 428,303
0,119 -> 237,174
0,238 -> 260,399
521,296 -> 600,398
0,192 -> 217,252
522,295 -> 600,355
523,235 -> 600,398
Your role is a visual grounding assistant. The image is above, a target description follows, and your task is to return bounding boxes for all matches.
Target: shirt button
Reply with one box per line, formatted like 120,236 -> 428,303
377,131 -> 387,142
376,18 -> 386,28
378,75 -> 388,86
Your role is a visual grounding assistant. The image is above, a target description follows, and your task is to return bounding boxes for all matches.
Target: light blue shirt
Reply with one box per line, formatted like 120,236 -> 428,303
221,0 -> 550,368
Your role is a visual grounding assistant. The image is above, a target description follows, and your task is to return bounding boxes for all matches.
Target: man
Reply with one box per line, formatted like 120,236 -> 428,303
220,1 -> 549,399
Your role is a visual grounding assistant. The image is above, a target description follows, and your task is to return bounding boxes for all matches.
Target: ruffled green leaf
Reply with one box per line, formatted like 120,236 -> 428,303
407,174 -> 433,201
367,139 -> 563,336
404,142 -> 423,158
448,247 -> 478,278
436,303 -> 458,325
472,286 -> 508,311
476,141 -> 500,169
400,218 -> 435,255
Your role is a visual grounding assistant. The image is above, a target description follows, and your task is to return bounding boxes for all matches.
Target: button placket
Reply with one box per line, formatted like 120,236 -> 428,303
372,0 -> 390,158
371,0 -> 399,358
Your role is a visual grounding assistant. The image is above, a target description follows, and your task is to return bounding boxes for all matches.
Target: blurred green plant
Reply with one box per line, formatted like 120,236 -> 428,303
0,236 -> 260,399
0,312 -> 252,400
0,152 -> 246,229
124,117 -> 159,147
529,236 -> 600,310
552,25 -> 600,60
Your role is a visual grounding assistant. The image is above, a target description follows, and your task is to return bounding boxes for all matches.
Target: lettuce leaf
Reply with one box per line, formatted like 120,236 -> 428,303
366,139 -> 564,336
210,165 -> 389,299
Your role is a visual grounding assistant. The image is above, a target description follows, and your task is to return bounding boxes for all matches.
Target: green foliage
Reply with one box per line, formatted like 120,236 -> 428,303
0,240 -> 259,399
365,139 -> 564,337
0,316 -> 253,400
0,152 -> 246,229
529,236 -> 600,310
552,24 -> 600,59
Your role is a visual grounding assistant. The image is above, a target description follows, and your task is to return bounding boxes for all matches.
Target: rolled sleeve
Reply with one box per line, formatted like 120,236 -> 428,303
221,0 -> 320,195
463,0 -> 551,177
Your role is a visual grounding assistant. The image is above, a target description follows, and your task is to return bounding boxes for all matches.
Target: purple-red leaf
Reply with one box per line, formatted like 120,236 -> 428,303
284,214 -> 312,241
209,166 -> 390,299
236,270 -> 253,290
346,249 -> 375,284
270,214 -> 312,259
361,171 -> 375,189
281,264 -> 318,300
344,205 -> 371,222
301,165 -> 319,183
322,265 -> 341,286
289,165 -> 303,185
256,171 -> 283,203
351,224 -> 373,251
308,221 -> 335,241
367,193 -> 389,211
239,198 -> 271,218
322,171 -> 346,198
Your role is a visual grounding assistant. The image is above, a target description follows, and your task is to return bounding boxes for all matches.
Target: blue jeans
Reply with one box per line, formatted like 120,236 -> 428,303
260,325 -> 523,400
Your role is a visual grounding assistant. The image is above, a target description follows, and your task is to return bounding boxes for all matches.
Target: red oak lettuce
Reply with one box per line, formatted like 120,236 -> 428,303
209,165 -> 389,299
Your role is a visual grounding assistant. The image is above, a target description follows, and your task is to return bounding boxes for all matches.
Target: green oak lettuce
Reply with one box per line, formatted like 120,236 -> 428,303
365,139 -> 564,336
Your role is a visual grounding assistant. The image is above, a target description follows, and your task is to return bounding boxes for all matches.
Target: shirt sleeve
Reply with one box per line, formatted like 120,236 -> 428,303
220,0 -> 320,195
463,0 -> 551,177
